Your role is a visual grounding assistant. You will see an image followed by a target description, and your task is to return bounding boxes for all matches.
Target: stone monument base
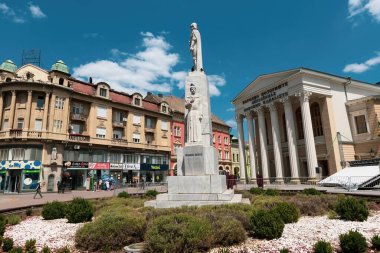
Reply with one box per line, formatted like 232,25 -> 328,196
144,175 -> 248,208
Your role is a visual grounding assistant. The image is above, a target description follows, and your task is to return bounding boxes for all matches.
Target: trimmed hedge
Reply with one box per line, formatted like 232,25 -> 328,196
303,188 -> 321,196
372,235 -> 380,250
313,240 -> 333,253
65,198 -> 93,223
249,187 -> 265,195
145,190 -> 159,197
272,202 -> 300,224
250,210 -> 284,239
6,215 -> 21,225
335,197 -> 369,221
42,201 -> 66,220
339,230 -> 367,253
117,191 -> 130,198
2,237 -> 14,252
265,189 -> 279,196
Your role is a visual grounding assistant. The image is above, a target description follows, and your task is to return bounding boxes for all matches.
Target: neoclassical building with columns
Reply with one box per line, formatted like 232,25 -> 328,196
232,68 -> 380,183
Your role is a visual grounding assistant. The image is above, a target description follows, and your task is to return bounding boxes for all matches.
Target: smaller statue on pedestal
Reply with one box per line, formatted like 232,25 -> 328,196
189,22 -> 203,72
185,84 -> 202,143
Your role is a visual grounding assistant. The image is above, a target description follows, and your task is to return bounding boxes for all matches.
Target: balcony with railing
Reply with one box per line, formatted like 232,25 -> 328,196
112,121 -> 124,128
10,129 -> 23,138
70,113 -> 88,121
27,131 -> 42,138
69,133 -> 90,142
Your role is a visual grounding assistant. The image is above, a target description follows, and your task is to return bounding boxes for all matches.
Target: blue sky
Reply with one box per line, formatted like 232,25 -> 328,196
1,0 -> 380,136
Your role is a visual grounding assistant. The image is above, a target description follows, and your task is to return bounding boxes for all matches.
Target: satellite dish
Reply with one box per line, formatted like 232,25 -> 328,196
24,178 -> 33,186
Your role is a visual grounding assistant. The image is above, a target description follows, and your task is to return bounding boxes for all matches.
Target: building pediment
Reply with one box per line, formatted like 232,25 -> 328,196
16,64 -> 49,82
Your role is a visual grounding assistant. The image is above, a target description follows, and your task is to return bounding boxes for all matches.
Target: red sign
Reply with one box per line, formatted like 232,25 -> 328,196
88,162 -> 110,170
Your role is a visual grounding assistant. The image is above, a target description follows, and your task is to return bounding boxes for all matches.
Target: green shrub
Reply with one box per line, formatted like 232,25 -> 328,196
335,197 -> 369,221
339,230 -> 367,253
9,246 -> 22,253
2,237 -> 14,252
279,249 -> 289,253
56,247 -> 70,253
303,188 -> 321,195
0,215 -> 6,236
249,187 -> 265,195
313,240 -> 333,253
371,235 -> 380,250
42,201 -> 66,220
250,210 -> 284,239
65,198 -> 93,223
252,195 -> 282,210
211,216 -> 246,246
327,210 -> 338,219
145,189 -> 158,197
117,191 -> 130,198
25,238 -> 37,253
75,212 -> 146,252
6,215 -> 21,225
41,245 -> 52,253
272,202 -> 300,224
265,188 -> 279,196
145,213 -> 213,253
286,194 -> 338,216
25,208 -> 32,216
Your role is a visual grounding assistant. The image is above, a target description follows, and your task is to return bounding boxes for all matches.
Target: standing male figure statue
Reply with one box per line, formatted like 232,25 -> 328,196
185,84 -> 202,143
189,22 -> 203,72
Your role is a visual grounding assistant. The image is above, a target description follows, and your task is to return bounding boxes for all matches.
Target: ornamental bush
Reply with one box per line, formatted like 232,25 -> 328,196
75,212 -> 146,252
250,210 -> 284,240
2,237 -> 14,252
9,246 -> 22,253
25,238 -> 37,253
279,249 -> 289,253
6,215 -> 21,225
335,197 -> 369,221
0,215 -> 6,236
145,213 -> 213,253
265,188 -> 279,196
302,188 -> 321,196
249,187 -> 265,195
145,189 -> 159,197
206,214 -> 246,247
25,208 -> 33,216
41,245 -> 52,253
42,201 -> 66,220
272,202 -> 300,224
313,240 -> 333,253
371,235 -> 380,250
56,246 -> 70,253
65,198 -> 93,223
339,230 -> 367,253
117,191 -> 130,198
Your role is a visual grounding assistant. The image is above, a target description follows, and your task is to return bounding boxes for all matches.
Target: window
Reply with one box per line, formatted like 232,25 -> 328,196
0,149 -> 9,160
72,103 -> 84,115
174,126 -> 181,137
53,120 -> 63,133
100,88 -> 107,97
310,103 -> 324,137
17,118 -> 24,129
35,119 -> 42,131
28,148 -> 42,160
113,129 -> 123,139
71,123 -> 82,134
133,115 -> 141,125
92,150 -> 107,162
97,106 -> 107,118
218,136 -> 221,144
109,153 -> 122,163
146,133 -> 154,144
37,96 -> 45,108
124,154 -> 140,163
133,133 -> 140,143
59,78 -> 64,85
146,117 -> 155,129
224,137 -> 229,145
3,119 -> 9,130
96,127 -> 106,138
233,153 -> 235,162
355,115 -> 368,134
295,108 -> 304,139
161,120 -> 168,131
134,97 -> 141,106
113,111 -> 123,122
218,150 -> 222,159
162,105 -> 167,113
64,150 -> 89,161
55,97 -> 65,109
237,154 -> 239,162
224,151 -> 230,160
11,148 -> 25,160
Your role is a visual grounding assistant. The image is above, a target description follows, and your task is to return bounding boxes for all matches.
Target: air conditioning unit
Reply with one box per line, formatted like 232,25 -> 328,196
122,117 -> 128,122
74,145 -> 80,150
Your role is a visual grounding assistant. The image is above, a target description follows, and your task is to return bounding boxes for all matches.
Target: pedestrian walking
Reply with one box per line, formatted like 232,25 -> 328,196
33,181 -> 43,199
61,181 -> 66,193
105,180 -> 110,191
57,180 -> 61,193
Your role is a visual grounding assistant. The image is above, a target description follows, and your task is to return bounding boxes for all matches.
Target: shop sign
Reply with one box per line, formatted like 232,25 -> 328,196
123,163 -> 140,171
0,160 -> 42,170
110,163 -> 123,170
89,162 -> 110,170
64,161 -> 88,169
140,164 -> 169,171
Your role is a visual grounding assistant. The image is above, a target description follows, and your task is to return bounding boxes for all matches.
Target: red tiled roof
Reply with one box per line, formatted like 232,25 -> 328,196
143,101 -> 159,112
71,81 -> 96,95
110,91 -> 132,104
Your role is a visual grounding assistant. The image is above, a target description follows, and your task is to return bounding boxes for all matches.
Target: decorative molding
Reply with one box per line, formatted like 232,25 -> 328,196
296,90 -> 312,102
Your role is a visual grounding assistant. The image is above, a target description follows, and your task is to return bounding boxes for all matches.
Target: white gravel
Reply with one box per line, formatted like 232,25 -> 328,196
210,212 -> 380,253
4,216 -> 84,251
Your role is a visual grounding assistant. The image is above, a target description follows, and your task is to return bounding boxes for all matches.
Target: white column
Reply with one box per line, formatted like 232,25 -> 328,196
255,107 -> 269,181
269,103 -> 284,183
246,112 -> 257,182
298,91 -> 317,179
236,113 -> 247,181
282,97 -> 300,183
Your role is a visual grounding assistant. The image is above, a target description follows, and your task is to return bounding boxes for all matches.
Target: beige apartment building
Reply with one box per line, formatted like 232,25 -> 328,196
0,60 -> 171,193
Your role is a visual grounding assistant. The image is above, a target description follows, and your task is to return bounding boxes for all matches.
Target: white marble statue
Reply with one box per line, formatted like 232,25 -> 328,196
189,23 -> 203,72
185,84 -> 202,143
51,147 -> 57,160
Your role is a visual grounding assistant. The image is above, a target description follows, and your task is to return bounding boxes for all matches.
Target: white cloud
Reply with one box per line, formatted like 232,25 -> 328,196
0,2 -> 26,23
343,52 -> 380,73
226,119 -> 237,130
227,107 -> 235,112
29,4 -> 46,18
73,32 -> 226,97
348,0 -> 380,22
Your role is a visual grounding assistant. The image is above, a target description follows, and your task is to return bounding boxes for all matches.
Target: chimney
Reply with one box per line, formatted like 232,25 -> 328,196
89,77 -> 93,84
158,93 -> 163,98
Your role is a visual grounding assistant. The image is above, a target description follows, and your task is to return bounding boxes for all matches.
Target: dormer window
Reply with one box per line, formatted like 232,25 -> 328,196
160,102 -> 169,114
59,78 -> 64,85
5,77 -> 11,82
162,105 -> 167,113
100,88 -> 107,97
26,72 -> 34,80
134,97 -> 141,106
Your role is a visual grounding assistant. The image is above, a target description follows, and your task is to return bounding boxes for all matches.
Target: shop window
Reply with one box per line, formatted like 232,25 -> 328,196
17,118 -> 24,129
28,148 -> 42,160
96,127 -> 106,139
295,108 -> 304,139
37,96 -> 45,108
124,154 -> 140,163
109,153 -> 122,163
310,103 -> 324,137
92,150 -> 107,162
133,133 -> 140,143
97,106 -> 107,118
0,149 -> 9,160
355,115 -> 368,134
22,171 -> 39,190
11,148 -> 25,160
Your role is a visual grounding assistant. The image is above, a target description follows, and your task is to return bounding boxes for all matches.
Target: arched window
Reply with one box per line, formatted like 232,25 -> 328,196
310,103 -> 324,136
295,108 -> 304,139
59,78 -> 64,85
5,77 -> 11,82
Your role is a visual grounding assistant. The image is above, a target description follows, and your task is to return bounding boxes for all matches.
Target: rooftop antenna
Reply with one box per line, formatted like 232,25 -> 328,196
21,49 -> 41,67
